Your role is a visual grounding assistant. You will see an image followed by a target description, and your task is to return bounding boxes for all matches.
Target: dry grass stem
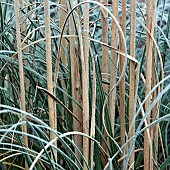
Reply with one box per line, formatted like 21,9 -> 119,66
144,0 -> 156,169
13,0 -> 28,169
69,0 -> 83,164
110,0 -> 119,139
83,2 -> 90,168
44,0 -> 57,161
129,0 -> 136,169
119,0 -> 126,169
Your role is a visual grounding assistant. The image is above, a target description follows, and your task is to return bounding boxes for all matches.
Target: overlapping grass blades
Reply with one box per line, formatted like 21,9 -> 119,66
0,0 -> 170,169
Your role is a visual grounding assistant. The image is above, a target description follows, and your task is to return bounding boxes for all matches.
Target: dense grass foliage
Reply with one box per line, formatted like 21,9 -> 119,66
0,0 -> 170,169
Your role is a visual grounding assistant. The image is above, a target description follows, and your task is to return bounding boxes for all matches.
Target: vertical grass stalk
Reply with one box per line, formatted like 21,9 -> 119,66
101,0 -> 108,93
151,6 -> 159,170
119,0 -> 126,169
59,0 -> 67,67
19,0 -> 30,99
90,48 -> 96,170
44,0 -> 57,160
13,0 -> 28,169
83,2 -> 90,168
110,0 -> 118,139
76,6 -> 89,169
69,0 -> 83,163
129,0 -> 136,168
101,1 -> 109,166
59,0 -> 67,131
145,0 -> 156,169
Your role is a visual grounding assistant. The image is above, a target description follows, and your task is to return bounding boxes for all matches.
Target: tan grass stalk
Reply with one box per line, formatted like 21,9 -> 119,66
73,56 -> 83,161
83,2 -> 90,168
152,63 -> 159,169
69,0 -> 82,163
13,0 -> 28,169
59,0 -> 67,67
59,0 -> 67,132
44,0 -> 57,160
76,11 -> 89,169
110,0 -> 118,139
145,0 -> 156,169
90,47 -> 96,170
19,0 -> 24,6
19,1 -> 30,169
101,0 -> 109,165
129,0 -> 136,169
152,24 -> 160,170
101,0 -> 108,93
77,8 -> 89,169
19,0 -> 30,109
119,0 -> 126,169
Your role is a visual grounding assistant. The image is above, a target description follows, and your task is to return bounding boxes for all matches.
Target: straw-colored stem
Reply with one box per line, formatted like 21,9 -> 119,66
152,61 -> 159,170
14,0 -> 28,169
101,0 -> 108,93
110,0 -> 118,139
44,0 -> 57,160
129,0 -> 136,169
59,0 -> 67,132
101,1 -> 109,165
90,47 -> 96,170
19,0 -> 30,108
69,0 -> 82,163
76,9 -> 89,169
151,14 -> 159,170
120,0 -> 126,169
59,0 -> 67,67
83,2 -> 90,168
144,0 -> 156,169
19,1 -> 29,168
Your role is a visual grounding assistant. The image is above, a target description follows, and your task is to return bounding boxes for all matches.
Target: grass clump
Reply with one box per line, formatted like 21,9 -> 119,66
0,0 -> 170,169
